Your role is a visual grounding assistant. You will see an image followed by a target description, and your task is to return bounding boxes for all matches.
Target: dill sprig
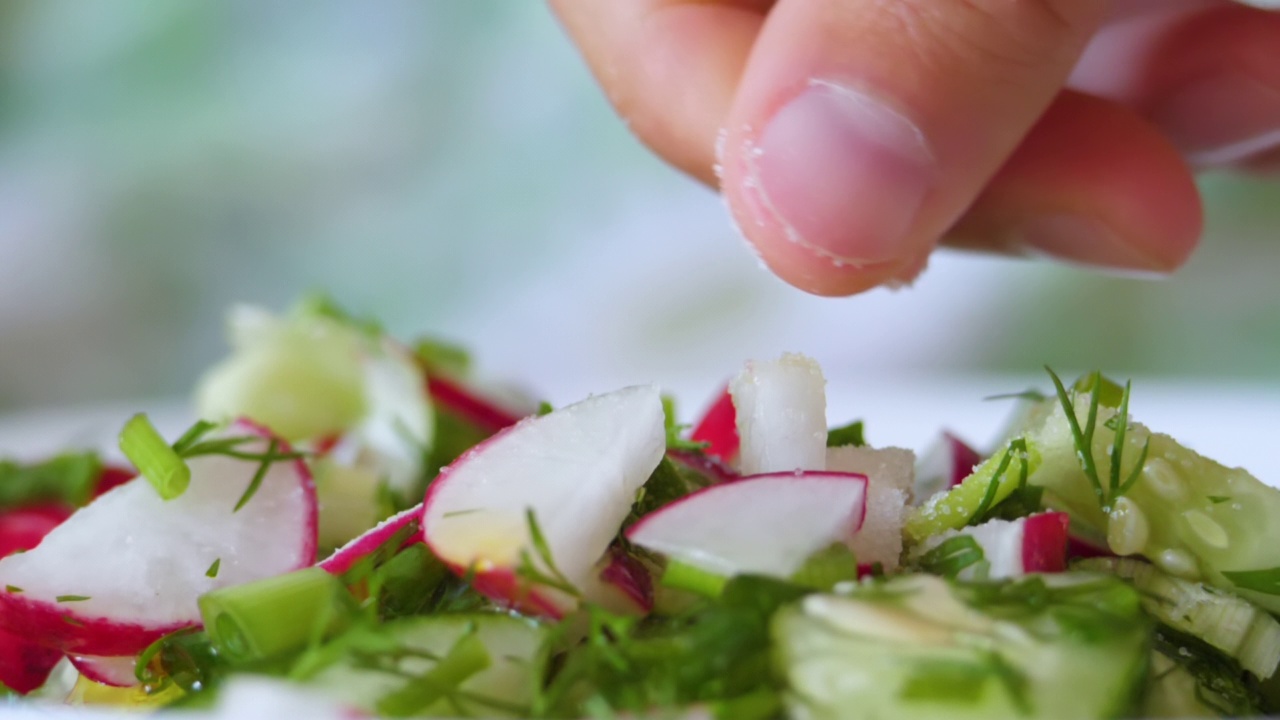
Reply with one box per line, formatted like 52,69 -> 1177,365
1046,368 -> 1149,512
514,509 -> 580,599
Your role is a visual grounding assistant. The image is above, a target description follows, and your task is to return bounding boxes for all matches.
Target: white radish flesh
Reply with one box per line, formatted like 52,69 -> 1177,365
826,446 -> 914,572
0,421 -> 317,656
626,471 -> 867,579
422,385 -> 666,615
730,354 -> 827,475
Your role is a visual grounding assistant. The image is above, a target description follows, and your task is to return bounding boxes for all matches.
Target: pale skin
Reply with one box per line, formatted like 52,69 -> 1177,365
551,0 -> 1280,296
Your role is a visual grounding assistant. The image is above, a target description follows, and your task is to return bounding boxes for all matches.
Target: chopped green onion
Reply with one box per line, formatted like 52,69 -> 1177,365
205,558 -> 221,578
55,594 -> 90,603
661,561 -> 728,598
376,627 -> 491,717
119,413 -> 190,500
198,567 -> 354,664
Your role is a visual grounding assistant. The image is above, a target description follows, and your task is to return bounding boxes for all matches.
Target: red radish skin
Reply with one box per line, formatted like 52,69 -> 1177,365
0,505 -> 71,558
0,420 -> 318,656
943,432 -> 982,488
68,653 -> 138,688
1067,534 -> 1115,560
319,503 -> 423,575
466,567 -> 570,618
688,387 -> 739,463
94,466 -> 137,496
1022,512 -> 1071,573
665,449 -> 738,485
626,471 -> 868,580
426,376 -> 523,434
0,628 -> 62,694
597,551 -> 654,614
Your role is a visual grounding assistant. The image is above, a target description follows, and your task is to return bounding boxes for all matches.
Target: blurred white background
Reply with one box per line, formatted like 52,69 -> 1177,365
1,1 -> 1279,472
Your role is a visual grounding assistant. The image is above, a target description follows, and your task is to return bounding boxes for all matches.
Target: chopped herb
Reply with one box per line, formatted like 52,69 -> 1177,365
206,558 -> 221,578
826,420 -> 866,447
171,420 -> 219,456
1208,496 -> 1231,505
413,336 -> 472,377
1222,567 -> 1280,595
442,509 -> 482,519
61,615 -> 85,627
536,401 -> 554,417
661,395 -> 709,453
514,509 -> 579,598
232,439 -> 281,512
1046,367 -> 1148,512
917,536 -> 987,578
4,585 -> 21,593
984,389 -> 1048,403
56,594 -> 91,602
0,452 -> 103,509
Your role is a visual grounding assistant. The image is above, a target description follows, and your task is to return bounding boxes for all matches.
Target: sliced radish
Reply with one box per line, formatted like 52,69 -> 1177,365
730,354 -> 828,475
0,421 -> 318,656
626,472 -> 867,580
826,446 -> 914,571
0,628 -> 62,694
426,375 -> 524,434
593,550 -> 654,614
319,502 -> 423,576
666,449 -> 738,486
0,504 -> 71,558
94,465 -> 137,496
67,653 -> 138,688
914,431 -> 982,504
688,386 -> 739,462
422,385 -> 665,617
915,512 -> 1071,579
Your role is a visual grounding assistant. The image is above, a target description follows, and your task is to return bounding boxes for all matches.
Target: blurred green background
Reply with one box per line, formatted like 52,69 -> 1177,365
0,1 -> 1277,412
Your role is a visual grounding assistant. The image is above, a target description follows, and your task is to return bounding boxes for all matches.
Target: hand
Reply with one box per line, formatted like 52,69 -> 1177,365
552,0 -> 1280,295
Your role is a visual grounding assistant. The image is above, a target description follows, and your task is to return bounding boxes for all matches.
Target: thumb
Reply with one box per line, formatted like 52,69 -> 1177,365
719,0 -> 1111,295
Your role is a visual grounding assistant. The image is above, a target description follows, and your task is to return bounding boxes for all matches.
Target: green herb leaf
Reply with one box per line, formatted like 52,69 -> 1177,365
1222,567 -> 1280,595
413,337 -> 472,378
515,509 -> 579,598
171,420 -> 220,456
984,389 -> 1048,403
232,439 -> 280,512
206,558 -> 221,578
1208,496 -> 1232,505
826,420 -> 866,448
56,594 -> 90,602
0,452 -> 103,509
536,401 -> 554,417
917,536 -> 987,578
5,585 -> 21,593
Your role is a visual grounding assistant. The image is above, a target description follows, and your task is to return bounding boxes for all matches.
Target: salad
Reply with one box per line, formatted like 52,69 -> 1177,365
2,296 -> 1280,719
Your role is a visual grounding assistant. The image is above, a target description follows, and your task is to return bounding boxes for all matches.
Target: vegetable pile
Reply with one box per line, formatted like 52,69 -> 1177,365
3,297 -> 1280,719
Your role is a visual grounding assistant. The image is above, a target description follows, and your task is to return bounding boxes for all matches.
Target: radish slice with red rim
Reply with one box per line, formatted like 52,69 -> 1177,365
0,420 -> 317,656
319,503 -> 423,576
422,385 -> 666,618
626,471 -> 868,580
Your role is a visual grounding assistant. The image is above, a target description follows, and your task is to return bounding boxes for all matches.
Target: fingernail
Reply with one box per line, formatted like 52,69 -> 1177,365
1018,214 -> 1170,275
1151,73 -> 1280,167
746,80 -> 936,266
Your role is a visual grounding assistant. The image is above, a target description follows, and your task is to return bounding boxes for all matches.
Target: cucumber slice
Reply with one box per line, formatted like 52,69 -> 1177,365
774,573 -> 1150,720
303,614 -> 545,717
1014,389 -> 1280,614
1077,557 -> 1280,679
1143,625 -> 1264,718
